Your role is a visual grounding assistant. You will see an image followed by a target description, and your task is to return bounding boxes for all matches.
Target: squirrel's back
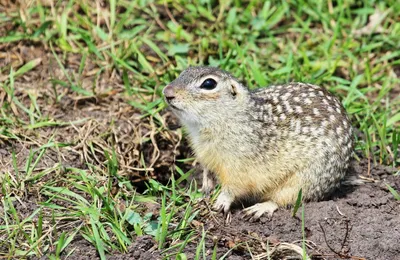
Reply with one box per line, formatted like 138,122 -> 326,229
248,83 -> 353,201
250,83 -> 353,151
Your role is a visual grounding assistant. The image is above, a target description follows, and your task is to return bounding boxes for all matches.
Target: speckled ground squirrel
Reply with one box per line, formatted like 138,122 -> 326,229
163,66 -> 354,221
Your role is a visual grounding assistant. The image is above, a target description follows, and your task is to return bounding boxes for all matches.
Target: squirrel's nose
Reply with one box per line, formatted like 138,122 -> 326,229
163,85 -> 175,101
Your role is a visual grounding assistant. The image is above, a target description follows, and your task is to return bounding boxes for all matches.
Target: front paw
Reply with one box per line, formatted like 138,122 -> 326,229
213,191 -> 232,212
199,180 -> 214,196
212,190 -> 235,224
199,169 -> 215,196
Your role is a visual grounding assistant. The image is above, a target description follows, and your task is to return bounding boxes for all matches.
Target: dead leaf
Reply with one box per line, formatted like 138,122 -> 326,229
354,8 -> 389,35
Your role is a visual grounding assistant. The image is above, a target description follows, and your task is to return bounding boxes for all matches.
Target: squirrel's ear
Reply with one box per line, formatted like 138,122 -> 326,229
230,84 -> 238,98
229,80 -> 246,98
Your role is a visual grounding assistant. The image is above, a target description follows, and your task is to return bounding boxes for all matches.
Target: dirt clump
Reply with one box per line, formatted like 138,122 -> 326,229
108,236 -> 161,260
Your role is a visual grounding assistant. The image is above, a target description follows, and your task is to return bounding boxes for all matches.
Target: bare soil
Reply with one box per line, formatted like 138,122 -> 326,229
1,43 -> 399,260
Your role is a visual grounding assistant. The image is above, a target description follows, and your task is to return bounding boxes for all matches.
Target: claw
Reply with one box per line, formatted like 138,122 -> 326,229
242,201 -> 278,221
199,187 -> 211,197
241,211 -> 253,221
212,189 -> 234,223
213,202 -> 224,213
224,211 -> 232,224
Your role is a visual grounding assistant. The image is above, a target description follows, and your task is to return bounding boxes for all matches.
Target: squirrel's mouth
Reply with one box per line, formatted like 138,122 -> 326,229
166,100 -> 184,111
171,105 -> 185,112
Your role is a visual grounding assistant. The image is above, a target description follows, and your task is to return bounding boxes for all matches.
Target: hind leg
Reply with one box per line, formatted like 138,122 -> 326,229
243,201 -> 278,219
243,181 -> 302,220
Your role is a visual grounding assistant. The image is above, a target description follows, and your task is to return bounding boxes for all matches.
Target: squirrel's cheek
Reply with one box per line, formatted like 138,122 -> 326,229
203,92 -> 221,100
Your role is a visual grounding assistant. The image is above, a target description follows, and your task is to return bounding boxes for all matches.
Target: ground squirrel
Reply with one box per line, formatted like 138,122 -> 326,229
163,66 -> 354,221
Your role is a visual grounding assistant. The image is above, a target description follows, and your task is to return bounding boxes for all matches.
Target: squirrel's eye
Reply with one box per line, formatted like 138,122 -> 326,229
200,78 -> 217,90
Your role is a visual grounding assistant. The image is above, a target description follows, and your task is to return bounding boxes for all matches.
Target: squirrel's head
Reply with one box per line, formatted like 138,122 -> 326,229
163,66 -> 250,126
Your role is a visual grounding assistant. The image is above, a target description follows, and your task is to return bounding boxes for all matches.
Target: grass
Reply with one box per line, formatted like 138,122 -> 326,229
0,0 -> 399,259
